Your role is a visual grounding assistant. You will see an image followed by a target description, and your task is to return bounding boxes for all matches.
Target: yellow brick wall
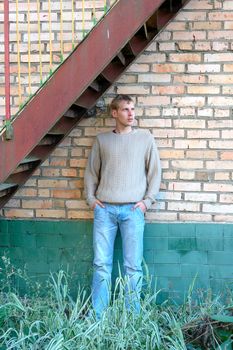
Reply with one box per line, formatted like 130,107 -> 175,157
1,0 -> 233,223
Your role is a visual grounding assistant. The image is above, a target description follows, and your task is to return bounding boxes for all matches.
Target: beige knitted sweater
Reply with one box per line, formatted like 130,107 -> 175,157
84,129 -> 161,209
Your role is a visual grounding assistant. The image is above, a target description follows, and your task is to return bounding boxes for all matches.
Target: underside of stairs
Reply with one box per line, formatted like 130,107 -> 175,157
0,0 -> 190,209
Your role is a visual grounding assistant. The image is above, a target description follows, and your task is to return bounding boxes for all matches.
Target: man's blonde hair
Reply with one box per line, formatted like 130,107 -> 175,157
110,94 -> 134,111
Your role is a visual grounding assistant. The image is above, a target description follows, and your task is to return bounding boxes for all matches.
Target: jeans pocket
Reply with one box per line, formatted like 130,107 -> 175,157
136,207 -> 145,218
94,204 -> 101,215
94,205 -> 105,222
94,204 -> 106,214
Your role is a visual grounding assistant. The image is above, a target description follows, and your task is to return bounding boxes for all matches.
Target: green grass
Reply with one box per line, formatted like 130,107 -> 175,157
0,256 -> 232,349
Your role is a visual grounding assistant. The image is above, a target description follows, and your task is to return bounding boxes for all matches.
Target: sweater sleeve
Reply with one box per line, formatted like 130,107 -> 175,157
142,136 -> 161,210
84,138 -> 101,208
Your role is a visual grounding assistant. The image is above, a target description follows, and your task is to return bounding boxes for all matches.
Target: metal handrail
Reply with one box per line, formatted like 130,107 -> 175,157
4,0 -> 10,122
1,0 -> 118,132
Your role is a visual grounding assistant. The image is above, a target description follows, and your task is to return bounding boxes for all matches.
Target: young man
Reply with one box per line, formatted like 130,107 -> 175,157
84,94 -> 161,318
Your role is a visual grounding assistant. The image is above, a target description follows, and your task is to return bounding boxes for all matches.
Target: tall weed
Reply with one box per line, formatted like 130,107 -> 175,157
0,256 -> 232,349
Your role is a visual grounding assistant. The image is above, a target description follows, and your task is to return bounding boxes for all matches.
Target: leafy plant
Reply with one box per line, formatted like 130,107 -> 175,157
0,256 -> 232,349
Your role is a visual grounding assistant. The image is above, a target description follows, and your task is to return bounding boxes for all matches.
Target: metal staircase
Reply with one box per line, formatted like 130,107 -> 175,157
0,0 -> 189,209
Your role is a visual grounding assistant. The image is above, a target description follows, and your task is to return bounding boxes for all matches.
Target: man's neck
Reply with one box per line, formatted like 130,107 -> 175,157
114,126 -> 132,134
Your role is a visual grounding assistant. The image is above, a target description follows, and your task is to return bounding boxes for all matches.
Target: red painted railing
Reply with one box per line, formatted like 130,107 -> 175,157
4,0 -> 10,122
0,0 -> 118,132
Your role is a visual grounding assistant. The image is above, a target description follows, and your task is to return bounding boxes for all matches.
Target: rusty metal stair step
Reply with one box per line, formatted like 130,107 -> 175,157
31,105 -> 88,160
74,75 -> 112,109
90,74 -> 112,92
7,168 -> 39,185
14,156 -> 41,174
0,183 -> 19,208
136,22 -> 156,41
39,134 -> 63,146
75,86 -> 107,109
4,156 -> 42,185
120,42 -> 137,59
143,24 -> 149,40
157,0 -> 185,29
101,61 -> 126,83
128,23 -> 158,56
0,183 -> 18,198
128,35 -> 149,56
30,144 -> 61,160
48,116 -> 79,135
117,51 -> 126,66
63,105 -> 87,119
90,80 -> 102,92
47,129 -> 66,136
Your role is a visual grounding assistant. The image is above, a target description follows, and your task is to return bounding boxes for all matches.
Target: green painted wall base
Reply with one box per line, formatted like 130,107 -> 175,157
0,220 -> 232,301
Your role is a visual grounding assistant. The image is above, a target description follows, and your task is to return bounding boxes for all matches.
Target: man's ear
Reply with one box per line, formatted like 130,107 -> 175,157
111,109 -> 117,118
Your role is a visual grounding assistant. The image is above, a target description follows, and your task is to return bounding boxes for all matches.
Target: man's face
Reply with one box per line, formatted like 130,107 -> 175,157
111,100 -> 135,127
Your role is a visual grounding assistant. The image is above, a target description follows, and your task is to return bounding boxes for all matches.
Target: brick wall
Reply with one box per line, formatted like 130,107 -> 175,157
1,0 -> 233,223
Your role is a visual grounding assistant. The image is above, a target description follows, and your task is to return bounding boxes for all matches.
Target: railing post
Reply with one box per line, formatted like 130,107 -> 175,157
4,0 -> 13,140
4,0 -> 10,121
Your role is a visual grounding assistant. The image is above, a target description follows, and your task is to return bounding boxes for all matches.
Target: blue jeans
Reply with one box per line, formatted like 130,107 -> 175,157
92,203 -> 145,318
